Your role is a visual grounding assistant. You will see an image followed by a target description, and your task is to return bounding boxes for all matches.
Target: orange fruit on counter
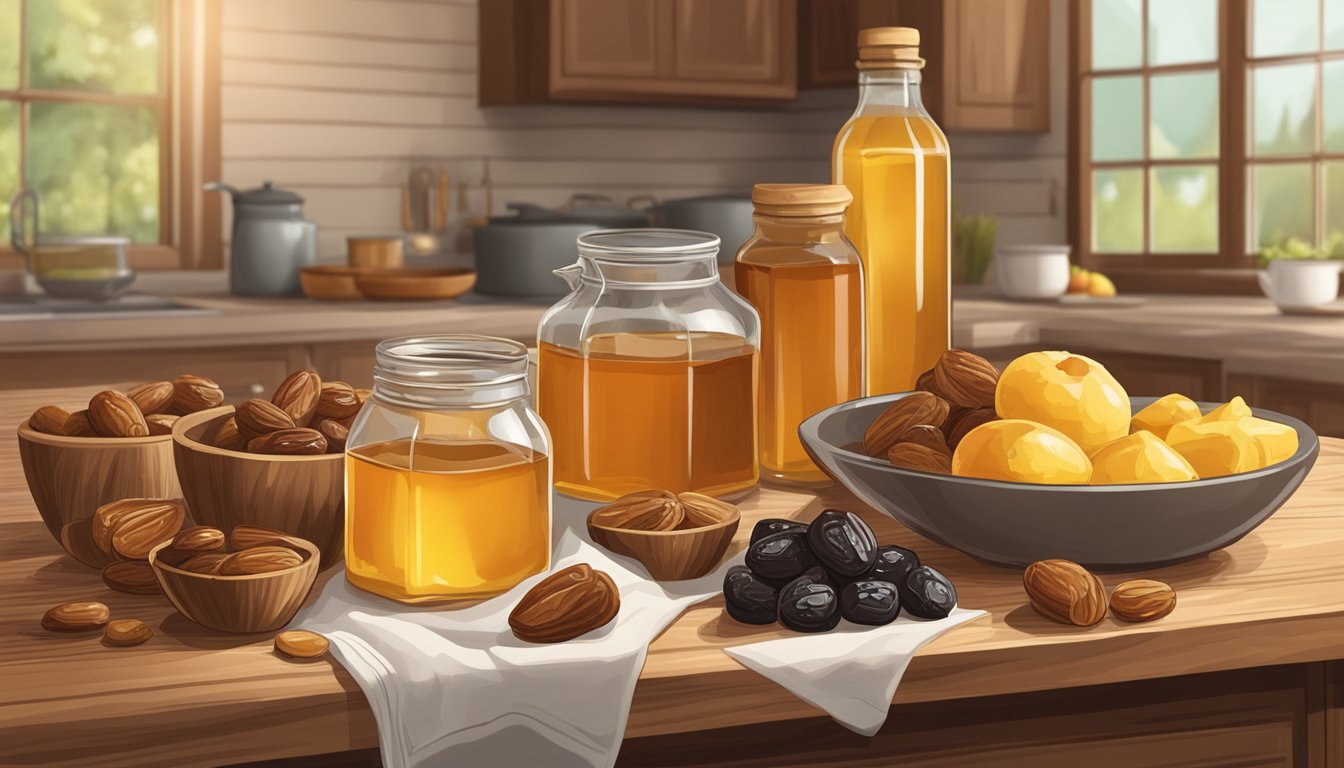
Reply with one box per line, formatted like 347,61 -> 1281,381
1165,419 -> 1266,478
1238,416 -> 1299,466
1088,431 -> 1198,484
995,351 -> 1131,452
952,419 -> 1092,484
1131,393 -> 1202,440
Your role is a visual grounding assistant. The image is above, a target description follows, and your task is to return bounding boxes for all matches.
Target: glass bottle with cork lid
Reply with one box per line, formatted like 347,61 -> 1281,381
735,184 -> 864,485
833,26 -> 950,395
344,335 -> 552,604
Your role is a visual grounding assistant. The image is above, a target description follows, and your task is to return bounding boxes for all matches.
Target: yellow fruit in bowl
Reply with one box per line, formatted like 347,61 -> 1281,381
1131,393 -> 1202,440
952,419 -> 1092,484
1238,416 -> 1299,466
995,351 -> 1131,452
1088,431 -> 1198,484
1201,395 -> 1252,423
1165,419 -> 1266,478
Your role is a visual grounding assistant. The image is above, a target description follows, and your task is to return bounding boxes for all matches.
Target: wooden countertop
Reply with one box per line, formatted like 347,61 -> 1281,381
5,384 -> 1344,767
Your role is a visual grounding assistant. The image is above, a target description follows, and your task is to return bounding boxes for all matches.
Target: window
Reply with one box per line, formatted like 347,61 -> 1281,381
0,0 -> 221,270
1073,0 -> 1344,285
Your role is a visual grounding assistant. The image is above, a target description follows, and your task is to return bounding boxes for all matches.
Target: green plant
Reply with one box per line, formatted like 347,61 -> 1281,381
952,213 -> 997,285
1256,233 -> 1344,266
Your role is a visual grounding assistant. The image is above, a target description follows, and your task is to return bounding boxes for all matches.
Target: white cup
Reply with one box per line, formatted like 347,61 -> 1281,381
995,245 -> 1071,300
1257,260 -> 1343,310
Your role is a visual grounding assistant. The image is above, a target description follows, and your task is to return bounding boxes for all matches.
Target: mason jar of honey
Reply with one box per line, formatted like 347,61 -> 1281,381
344,335 -> 551,604
538,229 -> 761,502
735,184 -> 863,485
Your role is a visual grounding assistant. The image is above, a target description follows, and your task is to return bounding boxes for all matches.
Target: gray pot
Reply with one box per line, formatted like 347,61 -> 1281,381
653,195 -> 755,265
473,219 -> 601,298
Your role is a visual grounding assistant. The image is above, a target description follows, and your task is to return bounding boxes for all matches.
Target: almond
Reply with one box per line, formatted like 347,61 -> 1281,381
172,374 -> 224,414
1023,559 -> 1107,627
676,492 -> 738,529
64,409 -> 96,436
102,499 -> 186,560
916,367 -> 937,392
895,424 -> 951,454
170,526 -> 225,552
945,406 -> 999,450
887,442 -> 953,474
229,525 -> 306,552
88,390 -> 149,437
274,630 -> 329,660
127,381 -> 174,415
930,349 -> 999,409
271,370 -> 322,426
103,619 -> 153,647
508,563 -> 620,643
212,416 -> 245,451
42,601 -> 109,632
28,405 -> 71,435
235,398 -> 296,441
93,499 -> 174,557
317,418 -> 349,453
590,489 -> 684,531
218,546 -> 304,576
316,381 -> 361,420
1109,579 -> 1176,622
145,413 -> 178,436
179,552 -> 228,574
862,391 -> 951,458
102,560 -> 162,595
248,427 -> 328,455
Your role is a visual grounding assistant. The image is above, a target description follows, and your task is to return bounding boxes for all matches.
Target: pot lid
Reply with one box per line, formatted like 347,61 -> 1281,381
237,181 -> 304,206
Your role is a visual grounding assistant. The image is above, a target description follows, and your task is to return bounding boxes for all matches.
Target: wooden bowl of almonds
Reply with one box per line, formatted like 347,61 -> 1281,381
149,526 -> 320,633
586,491 -> 741,580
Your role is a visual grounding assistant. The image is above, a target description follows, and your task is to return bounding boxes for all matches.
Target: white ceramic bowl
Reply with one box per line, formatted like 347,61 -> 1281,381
995,244 -> 1071,300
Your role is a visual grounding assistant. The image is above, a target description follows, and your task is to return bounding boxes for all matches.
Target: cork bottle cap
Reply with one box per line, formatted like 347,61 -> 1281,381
751,184 -> 853,217
857,26 -> 925,70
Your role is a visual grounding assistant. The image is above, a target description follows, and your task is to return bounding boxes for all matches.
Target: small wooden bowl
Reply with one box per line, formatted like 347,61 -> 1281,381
587,509 -> 741,581
172,406 -> 344,569
354,268 -> 477,301
149,536 -> 320,633
17,420 -> 182,566
300,265 -> 365,301
347,235 -> 405,270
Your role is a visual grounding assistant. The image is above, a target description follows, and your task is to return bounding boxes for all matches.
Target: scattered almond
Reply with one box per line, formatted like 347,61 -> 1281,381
109,500 -> 186,560
1023,559 -> 1107,627
1109,579 -> 1177,622
274,630 -> 329,660
103,619 -> 153,647
102,560 -> 162,595
509,564 -> 620,643
93,499 -> 174,557
41,601 -> 110,632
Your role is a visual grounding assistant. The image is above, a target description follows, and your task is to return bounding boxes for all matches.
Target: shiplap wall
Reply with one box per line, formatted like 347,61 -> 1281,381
219,0 -> 1067,262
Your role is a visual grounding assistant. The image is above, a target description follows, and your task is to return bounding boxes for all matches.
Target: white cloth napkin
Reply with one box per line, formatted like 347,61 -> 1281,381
724,606 -> 987,737
292,495 -> 731,768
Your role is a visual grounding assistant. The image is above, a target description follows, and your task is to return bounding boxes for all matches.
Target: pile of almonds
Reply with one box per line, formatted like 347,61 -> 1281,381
27,374 -> 225,438
1022,558 -> 1177,626
211,369 -> 368,456
156,524 -> 311,576
588,489 -> 739,532
863,349 -> 1001,474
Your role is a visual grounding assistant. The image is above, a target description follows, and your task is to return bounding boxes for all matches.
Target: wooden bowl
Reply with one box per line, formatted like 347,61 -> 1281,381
354,268 -> 477,301
149,536 -> 320,633
17,420 -> 182,566
587,509 -> 740,581
171,406 -> 344,569
300,265 -> 365,301
347,235 -> 405,270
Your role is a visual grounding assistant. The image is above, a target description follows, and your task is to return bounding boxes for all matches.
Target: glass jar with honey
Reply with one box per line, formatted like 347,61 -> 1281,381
538,229 -> 761,502
735,184 -> 863,485
344,335 -> 551,604
833,27 -> 950,395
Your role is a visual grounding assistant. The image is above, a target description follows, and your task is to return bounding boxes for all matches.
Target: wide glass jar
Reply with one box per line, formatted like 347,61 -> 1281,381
344,335 -> 551,604
537,229 -> 761,502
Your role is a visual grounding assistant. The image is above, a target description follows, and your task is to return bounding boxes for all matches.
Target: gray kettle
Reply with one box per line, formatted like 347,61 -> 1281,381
205,180 -> 317,296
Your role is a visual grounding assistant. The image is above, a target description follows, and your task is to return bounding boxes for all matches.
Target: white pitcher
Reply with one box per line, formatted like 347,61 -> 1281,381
1257,259 -> 1343,311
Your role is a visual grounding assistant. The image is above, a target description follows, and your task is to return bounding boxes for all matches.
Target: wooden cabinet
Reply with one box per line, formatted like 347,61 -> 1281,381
481,0 -> 797,105
1228,374 -> 1344,438
796,0 -> 1051,132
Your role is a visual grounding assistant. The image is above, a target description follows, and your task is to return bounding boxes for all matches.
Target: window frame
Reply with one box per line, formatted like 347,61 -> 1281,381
0,0 -> 221,272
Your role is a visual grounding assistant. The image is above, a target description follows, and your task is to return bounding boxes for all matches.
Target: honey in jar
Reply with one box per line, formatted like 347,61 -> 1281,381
833,27 -> 950,395
344,336 -> 551,604
735,184 -> 863,484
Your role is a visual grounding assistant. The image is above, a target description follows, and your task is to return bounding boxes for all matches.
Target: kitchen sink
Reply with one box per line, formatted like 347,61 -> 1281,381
0,295 -> 216,320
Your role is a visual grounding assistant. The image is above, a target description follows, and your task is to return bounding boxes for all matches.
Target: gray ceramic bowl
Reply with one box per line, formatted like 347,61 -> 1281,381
800,395 -> 1320,570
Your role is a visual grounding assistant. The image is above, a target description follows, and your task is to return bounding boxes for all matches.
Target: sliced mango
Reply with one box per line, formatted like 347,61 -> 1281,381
1166,418 -> 1266,478
1131,393 -> 1202,440
1238,416 -> 1299,466
1202,396 -> 1252,424
1089,431 -> 1198,484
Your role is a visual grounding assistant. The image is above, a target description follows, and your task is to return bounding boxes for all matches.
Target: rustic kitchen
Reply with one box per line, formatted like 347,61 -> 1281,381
5,1 -> 1344,767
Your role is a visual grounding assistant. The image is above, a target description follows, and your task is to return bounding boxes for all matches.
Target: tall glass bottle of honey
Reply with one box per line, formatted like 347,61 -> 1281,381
735,184 -> 863,485
833,27 -> 950,395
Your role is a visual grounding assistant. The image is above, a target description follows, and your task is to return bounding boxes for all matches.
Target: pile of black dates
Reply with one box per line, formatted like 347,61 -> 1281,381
723,510 -> 958,633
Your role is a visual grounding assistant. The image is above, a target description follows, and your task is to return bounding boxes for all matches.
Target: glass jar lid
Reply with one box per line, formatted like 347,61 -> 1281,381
373,335 -> 529,409
572,228 -> 722,287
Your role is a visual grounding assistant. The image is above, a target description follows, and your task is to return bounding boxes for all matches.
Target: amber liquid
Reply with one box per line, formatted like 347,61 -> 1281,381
835,114 -> 950,394
345,439 -> 550,603
736,260 -> 862,483
538,332 -> 758,501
